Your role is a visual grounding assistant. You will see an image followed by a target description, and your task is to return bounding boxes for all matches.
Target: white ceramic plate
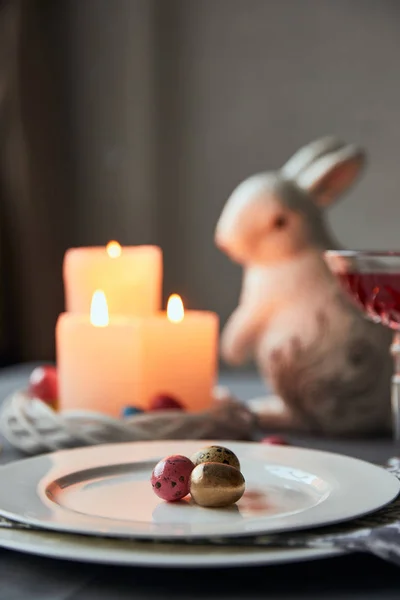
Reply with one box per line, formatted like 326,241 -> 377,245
0,526 -> 342,568
0,440 -> 397,540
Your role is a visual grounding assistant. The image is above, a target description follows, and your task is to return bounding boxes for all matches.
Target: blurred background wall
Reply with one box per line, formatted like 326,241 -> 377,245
1,0 -> 400,364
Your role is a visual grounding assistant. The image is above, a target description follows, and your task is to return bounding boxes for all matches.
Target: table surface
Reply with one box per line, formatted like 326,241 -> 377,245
0,364 -> 400,600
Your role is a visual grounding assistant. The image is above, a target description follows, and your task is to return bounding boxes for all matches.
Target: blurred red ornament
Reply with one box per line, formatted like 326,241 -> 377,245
261,435 -> 289,445
150,394 -> 184,411
28,366 -> 58,403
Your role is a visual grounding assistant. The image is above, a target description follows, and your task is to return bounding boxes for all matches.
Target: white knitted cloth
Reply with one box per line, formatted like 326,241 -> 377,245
0,387 -> 258,455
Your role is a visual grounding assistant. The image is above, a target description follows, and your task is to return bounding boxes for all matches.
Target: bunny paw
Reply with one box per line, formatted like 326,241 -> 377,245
221,338 -> 248,366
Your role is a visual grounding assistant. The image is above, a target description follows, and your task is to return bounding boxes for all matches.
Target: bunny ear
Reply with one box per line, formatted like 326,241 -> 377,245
296,144 -> 366,207
281,136 -> 346,180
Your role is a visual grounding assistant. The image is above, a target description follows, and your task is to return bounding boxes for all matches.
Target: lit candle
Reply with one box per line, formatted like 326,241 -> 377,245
56,290 -> 140,416
128,295 -> 219,412
63,242 -> 162,316
56,293 -> 219,415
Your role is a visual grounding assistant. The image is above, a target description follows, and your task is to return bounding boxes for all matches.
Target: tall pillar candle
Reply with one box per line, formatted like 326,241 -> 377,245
64,242 -> 162,316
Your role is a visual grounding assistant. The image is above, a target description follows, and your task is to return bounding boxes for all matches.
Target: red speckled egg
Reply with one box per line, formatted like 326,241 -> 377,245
261,435 -> 289,445
151,455 -> 194,501
150,394 -> 184,411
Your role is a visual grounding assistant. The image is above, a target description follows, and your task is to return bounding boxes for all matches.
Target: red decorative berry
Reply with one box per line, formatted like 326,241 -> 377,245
150,394 -> 184,411
28,366 -> 58,403
261,435 -> 289,445
151,455 -> 194,501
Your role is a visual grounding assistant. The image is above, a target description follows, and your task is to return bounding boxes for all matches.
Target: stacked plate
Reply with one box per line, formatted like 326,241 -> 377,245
0,440 -> 397,567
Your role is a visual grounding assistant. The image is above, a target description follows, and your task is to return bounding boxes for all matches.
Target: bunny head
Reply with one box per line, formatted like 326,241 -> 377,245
215,137 -> 366,265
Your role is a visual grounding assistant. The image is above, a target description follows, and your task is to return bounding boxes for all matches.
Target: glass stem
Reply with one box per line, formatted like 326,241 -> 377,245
391,331 -> 400,442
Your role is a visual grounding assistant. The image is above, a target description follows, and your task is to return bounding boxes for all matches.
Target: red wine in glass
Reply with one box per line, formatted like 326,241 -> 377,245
327,250 -> 400,443
339,272 -> 400,331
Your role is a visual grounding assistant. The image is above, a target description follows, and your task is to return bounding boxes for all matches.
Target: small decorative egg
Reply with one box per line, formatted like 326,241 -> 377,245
190,462 -> 245,508
150,394 -> 185,411
261,435 -> 289,445
121,405 -> 144,418
28,365 -> 58,404
151,455 -> 194,502
190,445 -> 240,470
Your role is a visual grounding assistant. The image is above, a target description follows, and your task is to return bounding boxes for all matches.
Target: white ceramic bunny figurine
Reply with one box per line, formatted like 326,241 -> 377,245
215,136 -> 392,436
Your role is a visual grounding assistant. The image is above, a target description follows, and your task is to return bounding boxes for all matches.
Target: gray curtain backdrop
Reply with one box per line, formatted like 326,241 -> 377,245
1,0 -> 400,363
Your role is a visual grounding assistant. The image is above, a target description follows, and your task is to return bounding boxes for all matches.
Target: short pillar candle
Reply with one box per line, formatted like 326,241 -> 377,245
56,293 -> 219,415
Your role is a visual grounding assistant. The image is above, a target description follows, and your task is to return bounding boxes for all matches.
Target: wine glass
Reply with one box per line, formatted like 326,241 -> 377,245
325,250 -> 400,441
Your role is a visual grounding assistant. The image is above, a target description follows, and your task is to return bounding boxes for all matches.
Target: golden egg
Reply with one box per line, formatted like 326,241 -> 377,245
190,445 -> 240,470
190,462 -> 245,508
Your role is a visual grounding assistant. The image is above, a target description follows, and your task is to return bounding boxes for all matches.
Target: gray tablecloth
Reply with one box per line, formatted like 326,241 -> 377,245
0,364 -> 400,600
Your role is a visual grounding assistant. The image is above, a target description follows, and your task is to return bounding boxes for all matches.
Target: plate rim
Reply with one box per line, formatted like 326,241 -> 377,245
0,525 -> 343,568
0,440 -> 397,540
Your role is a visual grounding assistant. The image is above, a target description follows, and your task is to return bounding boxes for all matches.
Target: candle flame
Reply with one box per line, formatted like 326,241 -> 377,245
90,290 -> 109,327
167,294 -> 184,323
106,240 -> 122,258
